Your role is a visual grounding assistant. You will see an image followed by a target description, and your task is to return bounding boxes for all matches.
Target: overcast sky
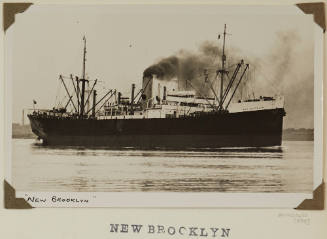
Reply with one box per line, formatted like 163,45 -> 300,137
8,4 -> 314,128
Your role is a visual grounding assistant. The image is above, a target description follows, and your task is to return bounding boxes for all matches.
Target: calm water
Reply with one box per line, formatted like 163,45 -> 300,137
12,139 -> 313,193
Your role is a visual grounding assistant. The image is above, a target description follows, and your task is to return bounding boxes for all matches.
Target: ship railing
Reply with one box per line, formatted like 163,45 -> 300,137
26,109 -> 79,118
98,114 -> 146,120
26,109 -> 52,115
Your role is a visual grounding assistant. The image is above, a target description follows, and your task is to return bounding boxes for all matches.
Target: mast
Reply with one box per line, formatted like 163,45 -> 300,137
80,36 -> 89,117
82,36 -> 86,80
220,24 -> 227,107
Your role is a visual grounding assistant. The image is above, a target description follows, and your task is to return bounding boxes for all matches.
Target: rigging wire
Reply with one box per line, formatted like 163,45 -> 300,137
184,78 -> 216,109
186,77 -> 209,114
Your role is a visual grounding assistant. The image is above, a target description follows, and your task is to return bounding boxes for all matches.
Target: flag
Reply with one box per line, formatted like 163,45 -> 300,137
33,100 -> 37,104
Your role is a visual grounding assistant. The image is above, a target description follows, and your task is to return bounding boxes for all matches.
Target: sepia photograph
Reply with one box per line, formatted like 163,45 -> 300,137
3,3 -> 323,207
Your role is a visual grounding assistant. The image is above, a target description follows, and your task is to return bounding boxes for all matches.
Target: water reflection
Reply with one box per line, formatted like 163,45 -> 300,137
12,139 -> 312,193
32,139 -> 283,152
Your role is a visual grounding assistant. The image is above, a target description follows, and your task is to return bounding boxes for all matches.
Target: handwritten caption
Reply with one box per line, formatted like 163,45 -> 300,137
278,212 -> 310,225
25,194 -> 90,204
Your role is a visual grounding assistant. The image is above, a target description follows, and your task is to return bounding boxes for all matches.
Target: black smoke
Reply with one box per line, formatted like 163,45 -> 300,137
143,56 -> 179,79
143,41 -> 241,96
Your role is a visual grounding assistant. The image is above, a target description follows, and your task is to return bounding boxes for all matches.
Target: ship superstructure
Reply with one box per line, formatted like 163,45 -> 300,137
28,25 -> 286,148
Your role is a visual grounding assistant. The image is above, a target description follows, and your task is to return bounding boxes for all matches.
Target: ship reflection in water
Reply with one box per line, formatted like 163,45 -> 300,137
12,139 -> 313,193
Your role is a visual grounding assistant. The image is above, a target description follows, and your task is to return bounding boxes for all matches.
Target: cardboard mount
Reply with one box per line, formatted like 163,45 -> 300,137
2,2 -> 326,210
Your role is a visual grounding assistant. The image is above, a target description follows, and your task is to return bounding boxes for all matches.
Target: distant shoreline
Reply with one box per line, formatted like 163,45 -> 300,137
282,128 -> 314,141
12,123 -> 314,141
12,123 -> 36,139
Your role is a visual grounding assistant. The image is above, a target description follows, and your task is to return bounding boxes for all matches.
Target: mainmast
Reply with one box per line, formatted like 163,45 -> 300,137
220,24 -> 227,107
214,24 -> 249,111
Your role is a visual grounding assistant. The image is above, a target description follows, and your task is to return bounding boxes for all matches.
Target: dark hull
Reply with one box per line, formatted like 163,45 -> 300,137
28,108 -> 285,148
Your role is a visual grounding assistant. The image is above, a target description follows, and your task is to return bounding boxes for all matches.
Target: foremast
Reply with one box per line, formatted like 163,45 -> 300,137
57,37 -> 117,119
79,36 -> 89,117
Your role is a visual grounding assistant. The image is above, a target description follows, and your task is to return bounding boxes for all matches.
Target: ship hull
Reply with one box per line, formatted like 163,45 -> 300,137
28,108 -> 285,148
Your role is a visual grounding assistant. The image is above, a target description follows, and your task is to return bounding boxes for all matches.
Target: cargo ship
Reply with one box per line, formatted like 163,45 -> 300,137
28,26 -> 286,148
